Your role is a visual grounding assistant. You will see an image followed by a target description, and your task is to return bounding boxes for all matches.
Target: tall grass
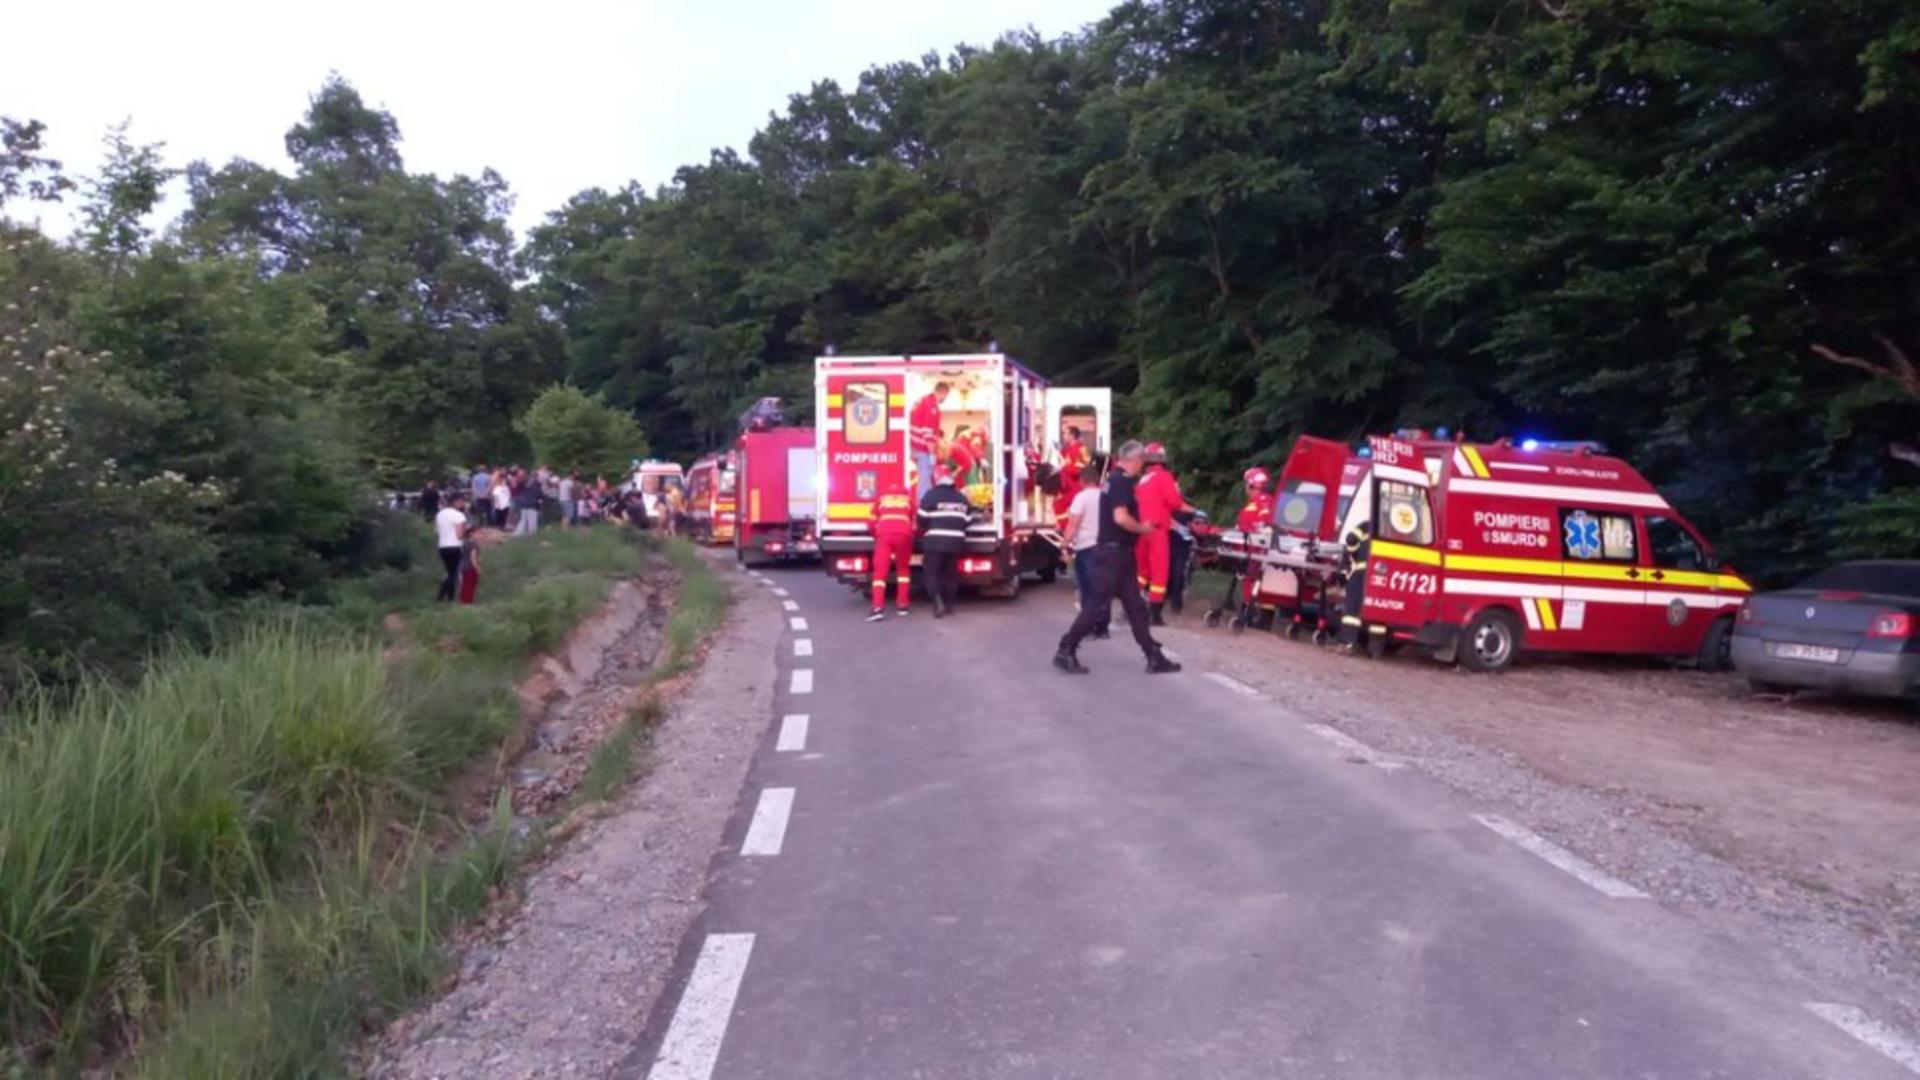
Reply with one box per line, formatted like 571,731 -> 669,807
0,526 -> 648,1073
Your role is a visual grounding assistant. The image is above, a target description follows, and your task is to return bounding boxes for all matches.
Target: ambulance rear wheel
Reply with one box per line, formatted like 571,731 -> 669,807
1203,610 -> 1222,629
1461,610 -> 1521,673
1229,615 -> 1246,635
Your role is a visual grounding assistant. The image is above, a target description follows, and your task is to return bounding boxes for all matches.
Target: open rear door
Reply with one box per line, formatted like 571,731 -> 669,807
1045,389 -> 1111,458
1274,435 -> 1353,541
1355,435 -> 1441,630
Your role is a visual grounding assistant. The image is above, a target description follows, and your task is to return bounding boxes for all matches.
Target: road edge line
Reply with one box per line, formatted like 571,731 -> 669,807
646,933 -> 756,1080
1473,814 -> 1649,899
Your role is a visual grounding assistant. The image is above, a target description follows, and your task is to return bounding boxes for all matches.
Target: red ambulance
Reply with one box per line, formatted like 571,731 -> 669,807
814,352 -> 1109,597
1319,433 -> 1751,671
685,451 -> 737,546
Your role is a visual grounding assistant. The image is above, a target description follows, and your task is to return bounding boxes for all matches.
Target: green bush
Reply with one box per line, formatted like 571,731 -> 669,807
0,527 -> 646,1069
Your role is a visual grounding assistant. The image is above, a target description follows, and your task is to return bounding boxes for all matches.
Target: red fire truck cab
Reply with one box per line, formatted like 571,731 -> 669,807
734,423 -> 819,565
815,353 -> 1109,597
1335,434 -> 1752,671
686,452 -> 737,546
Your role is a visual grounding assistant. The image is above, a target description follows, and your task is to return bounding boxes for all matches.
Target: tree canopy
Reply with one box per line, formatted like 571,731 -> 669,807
4,0 -> 1918,688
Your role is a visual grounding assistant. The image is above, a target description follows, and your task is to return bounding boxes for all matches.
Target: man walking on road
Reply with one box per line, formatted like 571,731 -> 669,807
869,478 -> 916,621
1053,441 -> 1181,675
918,465 -> 969,618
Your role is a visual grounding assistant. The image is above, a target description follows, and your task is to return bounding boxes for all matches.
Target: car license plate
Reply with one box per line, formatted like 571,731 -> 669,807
1771,642 -> 1841,664
797,541 -> 818,552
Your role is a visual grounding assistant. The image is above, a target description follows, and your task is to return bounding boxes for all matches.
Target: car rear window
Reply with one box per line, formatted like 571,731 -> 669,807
1798,562 -> 1920,597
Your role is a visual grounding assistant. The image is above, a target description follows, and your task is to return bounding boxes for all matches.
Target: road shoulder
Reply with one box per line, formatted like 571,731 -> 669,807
367,558 -> 780,1079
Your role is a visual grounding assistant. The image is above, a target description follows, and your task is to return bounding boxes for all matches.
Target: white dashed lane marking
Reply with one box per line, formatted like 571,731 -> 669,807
646,933 -> 755,1080
782,600 -> 800,612
1805,1003 -> 1920,1074
790,669 -> 813,694
789,617 -> 808,631
741,787 -> 795,856
1474,814 -> 1649,899
1203,671 -> 1261,698
794,638 -> 813,658
772,587 -> 789,597
1303,723 -> 1404,770
776,714 -> 809,752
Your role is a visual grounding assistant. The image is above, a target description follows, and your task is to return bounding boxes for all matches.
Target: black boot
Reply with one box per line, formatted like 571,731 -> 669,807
1145,649 -> 1182,674
1053,649 -> 1090,675
1149,602 -> 1166,626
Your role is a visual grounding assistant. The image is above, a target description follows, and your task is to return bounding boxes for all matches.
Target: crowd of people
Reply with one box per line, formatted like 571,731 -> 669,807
418,461 -> 688,605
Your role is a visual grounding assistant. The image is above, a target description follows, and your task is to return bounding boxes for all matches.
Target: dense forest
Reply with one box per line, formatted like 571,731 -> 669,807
4,0 -> 1918,686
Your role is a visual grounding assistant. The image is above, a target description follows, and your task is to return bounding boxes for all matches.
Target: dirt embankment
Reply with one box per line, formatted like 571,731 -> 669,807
366,555 -> 780,1079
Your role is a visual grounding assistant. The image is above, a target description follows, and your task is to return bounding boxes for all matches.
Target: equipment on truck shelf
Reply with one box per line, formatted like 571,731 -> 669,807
816,352 -> 1111,598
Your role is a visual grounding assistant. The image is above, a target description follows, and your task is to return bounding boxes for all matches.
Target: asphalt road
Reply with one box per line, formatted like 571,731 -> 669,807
632,563 -> 1915,1080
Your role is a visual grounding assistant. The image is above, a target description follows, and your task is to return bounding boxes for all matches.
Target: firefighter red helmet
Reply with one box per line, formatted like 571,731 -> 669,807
1243,466 -> 1270,490
1144,441 -> 1167,463
933,465 -> 955,485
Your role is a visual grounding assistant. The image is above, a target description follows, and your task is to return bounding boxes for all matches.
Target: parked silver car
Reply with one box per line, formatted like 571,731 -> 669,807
1731,560 -> 1920,700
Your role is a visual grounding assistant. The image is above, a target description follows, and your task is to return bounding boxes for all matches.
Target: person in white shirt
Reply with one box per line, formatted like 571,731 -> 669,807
1063,459 -> 1106,633
434,493 -> 471,602
490,473 -> 512,528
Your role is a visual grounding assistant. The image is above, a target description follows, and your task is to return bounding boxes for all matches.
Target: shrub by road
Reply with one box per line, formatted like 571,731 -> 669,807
0,526 -> 721,1076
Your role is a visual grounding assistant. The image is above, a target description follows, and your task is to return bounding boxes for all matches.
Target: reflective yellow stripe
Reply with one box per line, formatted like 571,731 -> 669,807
1439,552 -> 1750,592
1462,445 -> 1492,478
1535,597 -> 1558,631
1562,561 -> 1643,583
888,393 -> 906,407
1371,540 -> 1442,566
827,502 -> 873,521
826,393 -> 845,408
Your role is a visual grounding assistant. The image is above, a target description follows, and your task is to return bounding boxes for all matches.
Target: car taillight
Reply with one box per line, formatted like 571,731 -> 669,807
1866,611 -> 1914,639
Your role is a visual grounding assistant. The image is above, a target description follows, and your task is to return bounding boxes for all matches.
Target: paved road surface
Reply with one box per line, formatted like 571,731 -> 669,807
631,563 -> 1915,1079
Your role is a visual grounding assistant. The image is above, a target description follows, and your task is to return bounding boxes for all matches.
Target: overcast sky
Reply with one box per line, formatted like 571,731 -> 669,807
3,0 -> 1118,238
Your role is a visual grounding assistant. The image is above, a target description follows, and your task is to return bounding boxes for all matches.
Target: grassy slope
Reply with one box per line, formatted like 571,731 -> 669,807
0,524 -> 726,1076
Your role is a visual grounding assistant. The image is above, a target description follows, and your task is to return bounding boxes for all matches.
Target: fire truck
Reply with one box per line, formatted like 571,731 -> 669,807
734,421 -> 819,564
815,352 -> 1109,597
685,451 -> 737,545
1313,433 -> 1751,671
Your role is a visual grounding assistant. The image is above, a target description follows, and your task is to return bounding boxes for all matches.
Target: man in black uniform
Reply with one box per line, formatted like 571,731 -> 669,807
1053,440 -> 1182,675
918,465 -> 971,618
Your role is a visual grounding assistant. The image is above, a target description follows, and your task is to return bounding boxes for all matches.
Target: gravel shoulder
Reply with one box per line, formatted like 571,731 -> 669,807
367,559 -> 779,1079
1155,598 -> 1920,1027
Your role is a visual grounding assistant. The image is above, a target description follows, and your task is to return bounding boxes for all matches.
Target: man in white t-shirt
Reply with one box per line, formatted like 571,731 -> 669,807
1063,460 -> 1106,634
435,493 -> 470,602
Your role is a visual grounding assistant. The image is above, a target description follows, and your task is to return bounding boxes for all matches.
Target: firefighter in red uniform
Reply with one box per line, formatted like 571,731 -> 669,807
1053,425 -> 1089,531
868,479 -> 916,622
946,426 -> 978,488
1134,442 -> 1195,624
1236,467 -> 1275,606
1236,467 -> 1274,532
910,382 -> 950,496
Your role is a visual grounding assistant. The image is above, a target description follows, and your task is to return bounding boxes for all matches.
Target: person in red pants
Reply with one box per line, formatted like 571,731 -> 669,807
1134,442 -> 1195,624
868,478 -> 916,621
1236,466 -> 1274,606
